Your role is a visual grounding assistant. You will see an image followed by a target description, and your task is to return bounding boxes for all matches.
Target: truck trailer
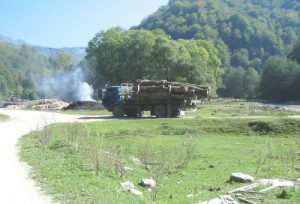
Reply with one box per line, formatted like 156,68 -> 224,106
101,80 -> 210,118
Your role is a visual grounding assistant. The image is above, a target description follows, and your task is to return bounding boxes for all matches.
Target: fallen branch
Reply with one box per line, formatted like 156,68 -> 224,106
228,183 -> 260,194
238,197 -> 256,204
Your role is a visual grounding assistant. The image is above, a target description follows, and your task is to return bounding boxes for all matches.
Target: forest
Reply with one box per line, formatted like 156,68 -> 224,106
0,38 -> 80,100
136,0 -> 300,100
1,0 -> 300,101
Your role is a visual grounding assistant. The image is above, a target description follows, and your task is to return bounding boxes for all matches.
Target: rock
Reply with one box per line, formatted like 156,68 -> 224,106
230,173 -> 254,183
130,156 -> 142,165
130,188 -> 143,197
139,178 -> 156,188
121,181 -> 135,191
186,194 -> 194,198
124,166 -> 133,172
295,167 -> 300,171
209,164 -> 215,168
176,180 -> 183,184
121,181 -> 143,197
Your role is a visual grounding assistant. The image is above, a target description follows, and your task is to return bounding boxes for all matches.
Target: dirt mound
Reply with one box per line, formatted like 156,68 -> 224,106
63,101 -> 104,110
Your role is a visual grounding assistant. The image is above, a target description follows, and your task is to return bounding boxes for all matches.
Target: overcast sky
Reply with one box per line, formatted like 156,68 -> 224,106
0,0 -> 168,48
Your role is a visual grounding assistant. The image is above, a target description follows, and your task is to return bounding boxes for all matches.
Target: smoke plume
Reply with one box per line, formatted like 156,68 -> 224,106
39,67 -> 94,102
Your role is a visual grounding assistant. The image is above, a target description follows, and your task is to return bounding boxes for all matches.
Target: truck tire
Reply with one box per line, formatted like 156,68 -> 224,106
126,111 -> 138,117
154,105 -> 167,118
171,107 -> 181,117
113,106 -> 124,117
138,111 -> 144,117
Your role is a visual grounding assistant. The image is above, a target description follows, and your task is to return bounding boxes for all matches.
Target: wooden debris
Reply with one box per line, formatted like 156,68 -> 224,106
243,196 -> 264,200
228,178 -> 300,203
237,197 -> 256,204
259,179 -> 299,193
199,195 -> 239,204
228,183 -> 260,194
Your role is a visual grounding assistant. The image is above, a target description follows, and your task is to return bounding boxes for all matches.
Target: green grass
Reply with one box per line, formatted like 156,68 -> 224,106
191,99 -> 300,118
0,114 -> 9,121
18,116 -> 300,203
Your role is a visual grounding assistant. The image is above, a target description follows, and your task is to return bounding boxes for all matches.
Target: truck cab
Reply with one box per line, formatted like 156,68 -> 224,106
102,84 -> 134,116
101,86 -> 121,111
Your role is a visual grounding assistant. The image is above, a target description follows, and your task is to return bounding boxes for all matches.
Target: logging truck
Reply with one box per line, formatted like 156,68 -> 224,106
101,80 -> 210,118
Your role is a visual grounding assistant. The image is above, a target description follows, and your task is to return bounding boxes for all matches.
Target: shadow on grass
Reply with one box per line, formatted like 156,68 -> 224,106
77,115 -> 157,120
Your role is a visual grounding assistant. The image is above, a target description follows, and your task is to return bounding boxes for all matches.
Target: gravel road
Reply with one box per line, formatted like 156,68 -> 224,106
0,109 -> 99,204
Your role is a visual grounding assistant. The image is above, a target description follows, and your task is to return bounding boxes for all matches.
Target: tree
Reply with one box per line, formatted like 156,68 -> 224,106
243,68 -> 260,98
85,28 -> 222,94
289,39 -> 300,64
261,57 -> 300,101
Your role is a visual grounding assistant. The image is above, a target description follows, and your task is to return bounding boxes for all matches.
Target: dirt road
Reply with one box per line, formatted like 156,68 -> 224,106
0,109 -> 99,204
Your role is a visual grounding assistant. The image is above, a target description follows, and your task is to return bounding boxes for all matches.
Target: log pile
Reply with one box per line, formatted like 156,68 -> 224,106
130,80 -> 210,101
2,99 -> 69,110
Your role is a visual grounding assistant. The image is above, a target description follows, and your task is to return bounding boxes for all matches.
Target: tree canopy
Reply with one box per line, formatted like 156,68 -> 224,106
86,28 -> 222,94
137,0 -> 300,70
261,56 -> 300,101
289,40 -> 300,64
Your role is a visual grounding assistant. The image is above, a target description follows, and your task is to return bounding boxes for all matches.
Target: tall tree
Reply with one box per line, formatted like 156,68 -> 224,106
86,28 -> 222,94
289,39 -> 300,64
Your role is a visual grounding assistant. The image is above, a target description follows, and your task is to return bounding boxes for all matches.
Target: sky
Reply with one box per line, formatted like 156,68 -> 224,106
0,0 -> 168,48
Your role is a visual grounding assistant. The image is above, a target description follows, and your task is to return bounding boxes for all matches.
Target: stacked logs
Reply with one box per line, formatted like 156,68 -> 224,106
130,80 -> 210,101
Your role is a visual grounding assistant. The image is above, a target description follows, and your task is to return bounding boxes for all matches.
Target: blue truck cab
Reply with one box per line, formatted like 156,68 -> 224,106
101,86 -> 121,111
101,84 -> 133,113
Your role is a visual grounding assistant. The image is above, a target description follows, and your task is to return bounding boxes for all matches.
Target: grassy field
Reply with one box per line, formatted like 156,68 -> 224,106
190,99 -> 300,118
18,100 -> 300,204
0,114 -> 9,121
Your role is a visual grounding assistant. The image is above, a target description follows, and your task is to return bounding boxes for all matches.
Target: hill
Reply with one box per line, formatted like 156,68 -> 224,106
0,35 -> 82,100
137,0 -> 300,70
0,34 -> 86,59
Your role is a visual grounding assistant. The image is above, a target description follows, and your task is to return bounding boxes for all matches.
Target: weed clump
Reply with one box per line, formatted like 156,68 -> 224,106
248,121 -> 274,134
277,189 -> 293,199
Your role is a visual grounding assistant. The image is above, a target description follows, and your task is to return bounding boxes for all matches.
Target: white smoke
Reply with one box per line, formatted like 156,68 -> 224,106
39,67 -> 94,102
77,82 -> 94,101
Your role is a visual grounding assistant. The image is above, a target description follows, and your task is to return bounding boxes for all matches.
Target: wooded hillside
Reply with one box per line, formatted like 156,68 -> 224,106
135,0 -> 300,100
0,39 -> 79,100
137,0 -> 300,68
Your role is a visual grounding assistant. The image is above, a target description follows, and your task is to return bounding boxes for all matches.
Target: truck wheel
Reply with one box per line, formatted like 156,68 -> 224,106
113,106 -> 124,117
150,108 -> 155,116
154,105 -> 167,118
138,111 -> 144,117
171,107 -> 181,117
126,111 -> 138,117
